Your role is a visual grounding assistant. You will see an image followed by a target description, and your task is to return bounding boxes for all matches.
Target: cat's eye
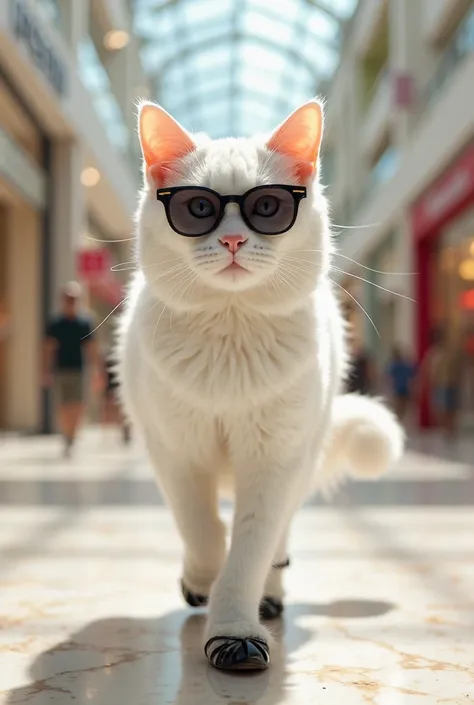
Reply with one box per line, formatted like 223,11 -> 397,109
188,197 -> 216,218
253,195 -> 279,218
156,185 -> 306,237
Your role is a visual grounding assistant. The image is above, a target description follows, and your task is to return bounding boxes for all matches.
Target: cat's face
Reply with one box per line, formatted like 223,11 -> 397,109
137,101 -> 329,311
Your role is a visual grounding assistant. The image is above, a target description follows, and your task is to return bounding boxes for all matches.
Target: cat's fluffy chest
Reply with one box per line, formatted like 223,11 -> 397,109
137,291 -> 320,413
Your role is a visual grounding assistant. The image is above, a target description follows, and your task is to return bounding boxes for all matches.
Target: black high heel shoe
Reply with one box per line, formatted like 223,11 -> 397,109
205,635 -> 270,671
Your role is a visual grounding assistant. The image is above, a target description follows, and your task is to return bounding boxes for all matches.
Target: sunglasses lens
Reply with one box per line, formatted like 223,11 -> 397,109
169,189 -> 220,236
243,187 -> 297,235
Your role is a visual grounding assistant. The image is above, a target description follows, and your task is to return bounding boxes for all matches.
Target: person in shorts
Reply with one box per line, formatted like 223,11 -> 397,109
43,282 -> 103,456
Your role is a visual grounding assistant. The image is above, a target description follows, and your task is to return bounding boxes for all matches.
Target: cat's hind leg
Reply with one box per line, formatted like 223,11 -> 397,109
260,528 -> 291,620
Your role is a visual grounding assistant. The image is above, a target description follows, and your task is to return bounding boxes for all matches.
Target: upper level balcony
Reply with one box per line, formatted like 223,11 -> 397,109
361,65 -> 391,159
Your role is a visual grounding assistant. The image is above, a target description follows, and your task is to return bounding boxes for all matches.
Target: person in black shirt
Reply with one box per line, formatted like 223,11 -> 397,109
43,282 -> 103,456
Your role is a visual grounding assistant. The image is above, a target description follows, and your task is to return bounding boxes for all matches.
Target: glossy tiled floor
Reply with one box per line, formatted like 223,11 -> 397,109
0,428 -> 473,704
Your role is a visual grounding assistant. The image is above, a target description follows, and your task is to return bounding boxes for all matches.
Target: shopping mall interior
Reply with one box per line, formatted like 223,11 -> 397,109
0,1 -> 473,703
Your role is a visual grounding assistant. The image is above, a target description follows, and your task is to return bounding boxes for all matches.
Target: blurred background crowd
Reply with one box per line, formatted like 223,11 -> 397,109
0,0 -> 473,442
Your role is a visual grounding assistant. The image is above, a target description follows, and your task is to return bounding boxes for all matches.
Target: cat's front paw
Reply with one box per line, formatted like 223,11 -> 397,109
205,635 -> 269,671
204,620 -> 271,671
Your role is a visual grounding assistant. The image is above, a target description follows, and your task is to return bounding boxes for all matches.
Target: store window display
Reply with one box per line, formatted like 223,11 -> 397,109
430,208 -> 474,429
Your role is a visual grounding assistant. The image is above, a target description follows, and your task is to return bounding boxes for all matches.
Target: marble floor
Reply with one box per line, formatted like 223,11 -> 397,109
0,428 -> 473,704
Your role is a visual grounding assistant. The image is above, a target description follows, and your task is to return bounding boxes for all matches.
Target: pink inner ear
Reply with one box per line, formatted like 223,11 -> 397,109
140,104 -> 195,185
267,102 -> 323,181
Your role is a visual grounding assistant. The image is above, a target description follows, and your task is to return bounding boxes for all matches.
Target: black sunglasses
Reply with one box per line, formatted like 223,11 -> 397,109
156,184 -> 307,238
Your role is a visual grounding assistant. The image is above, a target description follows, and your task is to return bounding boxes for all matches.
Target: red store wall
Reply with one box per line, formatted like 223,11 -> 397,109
411,144 -> 474,427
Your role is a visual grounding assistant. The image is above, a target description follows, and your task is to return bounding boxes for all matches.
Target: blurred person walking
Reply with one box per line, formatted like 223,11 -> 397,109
419,330 -> 463,439
386,346 -> 416,422
42,282 -> 103,456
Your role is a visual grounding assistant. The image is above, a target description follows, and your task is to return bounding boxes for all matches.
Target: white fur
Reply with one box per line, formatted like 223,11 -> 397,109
117,109 -> 404,654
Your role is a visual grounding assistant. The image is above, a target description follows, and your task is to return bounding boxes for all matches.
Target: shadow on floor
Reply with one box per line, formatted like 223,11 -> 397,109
5,599 -> 394,705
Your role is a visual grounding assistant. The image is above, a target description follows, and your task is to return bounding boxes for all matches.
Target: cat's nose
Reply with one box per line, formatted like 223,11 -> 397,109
219,234 -> 248,254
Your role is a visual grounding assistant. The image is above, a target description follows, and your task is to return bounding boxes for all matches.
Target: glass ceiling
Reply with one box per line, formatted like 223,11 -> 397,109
132,0 -> 357,138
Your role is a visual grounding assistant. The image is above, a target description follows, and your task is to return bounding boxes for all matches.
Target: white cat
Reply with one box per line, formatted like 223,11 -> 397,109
118,99 -> 404,671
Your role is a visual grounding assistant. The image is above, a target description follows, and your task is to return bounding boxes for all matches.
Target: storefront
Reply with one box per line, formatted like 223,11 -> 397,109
412,144 -> 474,428
0,71 -> 49,432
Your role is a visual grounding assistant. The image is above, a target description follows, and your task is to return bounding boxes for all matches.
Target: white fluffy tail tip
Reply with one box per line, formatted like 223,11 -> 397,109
347,418 -> 405,479
330,395 -> 405,481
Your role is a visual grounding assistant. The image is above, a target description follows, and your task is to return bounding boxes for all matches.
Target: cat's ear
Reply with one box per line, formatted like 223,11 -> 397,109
138,102 -> 195,185
266,99 -> 324,182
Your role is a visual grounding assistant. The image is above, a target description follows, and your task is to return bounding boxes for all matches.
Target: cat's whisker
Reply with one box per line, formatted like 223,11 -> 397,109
136,264 -> 192,317
193,254 -> 222,262
272,268 -> 299,298
281,257 -> 319,272
278,261 -> 316,291
330,266 -> 417,303
331,222 -> 380,229
170,273 -> 198,328
153,271 -> 197,346
146,263 -> 191,282
281,257 -> 384,339
280,257 -> 319,281
112,257 -> 183,272
87,235 -> 136,243
81,296 -> 129,340
294,248 -> 416,276
331,279 -> 380,339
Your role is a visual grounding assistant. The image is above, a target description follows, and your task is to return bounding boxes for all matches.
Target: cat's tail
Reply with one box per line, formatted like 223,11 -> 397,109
318,394 -> 405,493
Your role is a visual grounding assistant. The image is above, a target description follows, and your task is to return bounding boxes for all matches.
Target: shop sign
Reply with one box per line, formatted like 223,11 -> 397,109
412,146 -> 474,239
77,249 -> 111,281
460,290 -> 474,311
10,0 -> 67,96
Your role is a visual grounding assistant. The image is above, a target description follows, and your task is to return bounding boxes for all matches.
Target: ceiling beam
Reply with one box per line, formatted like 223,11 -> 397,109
164,85 -> 290,118
135,0 -> 345,24
143,31 -> 321,77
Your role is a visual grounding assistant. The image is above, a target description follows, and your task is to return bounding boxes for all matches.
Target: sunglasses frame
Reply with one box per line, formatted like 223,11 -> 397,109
156,184 -> 307,237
